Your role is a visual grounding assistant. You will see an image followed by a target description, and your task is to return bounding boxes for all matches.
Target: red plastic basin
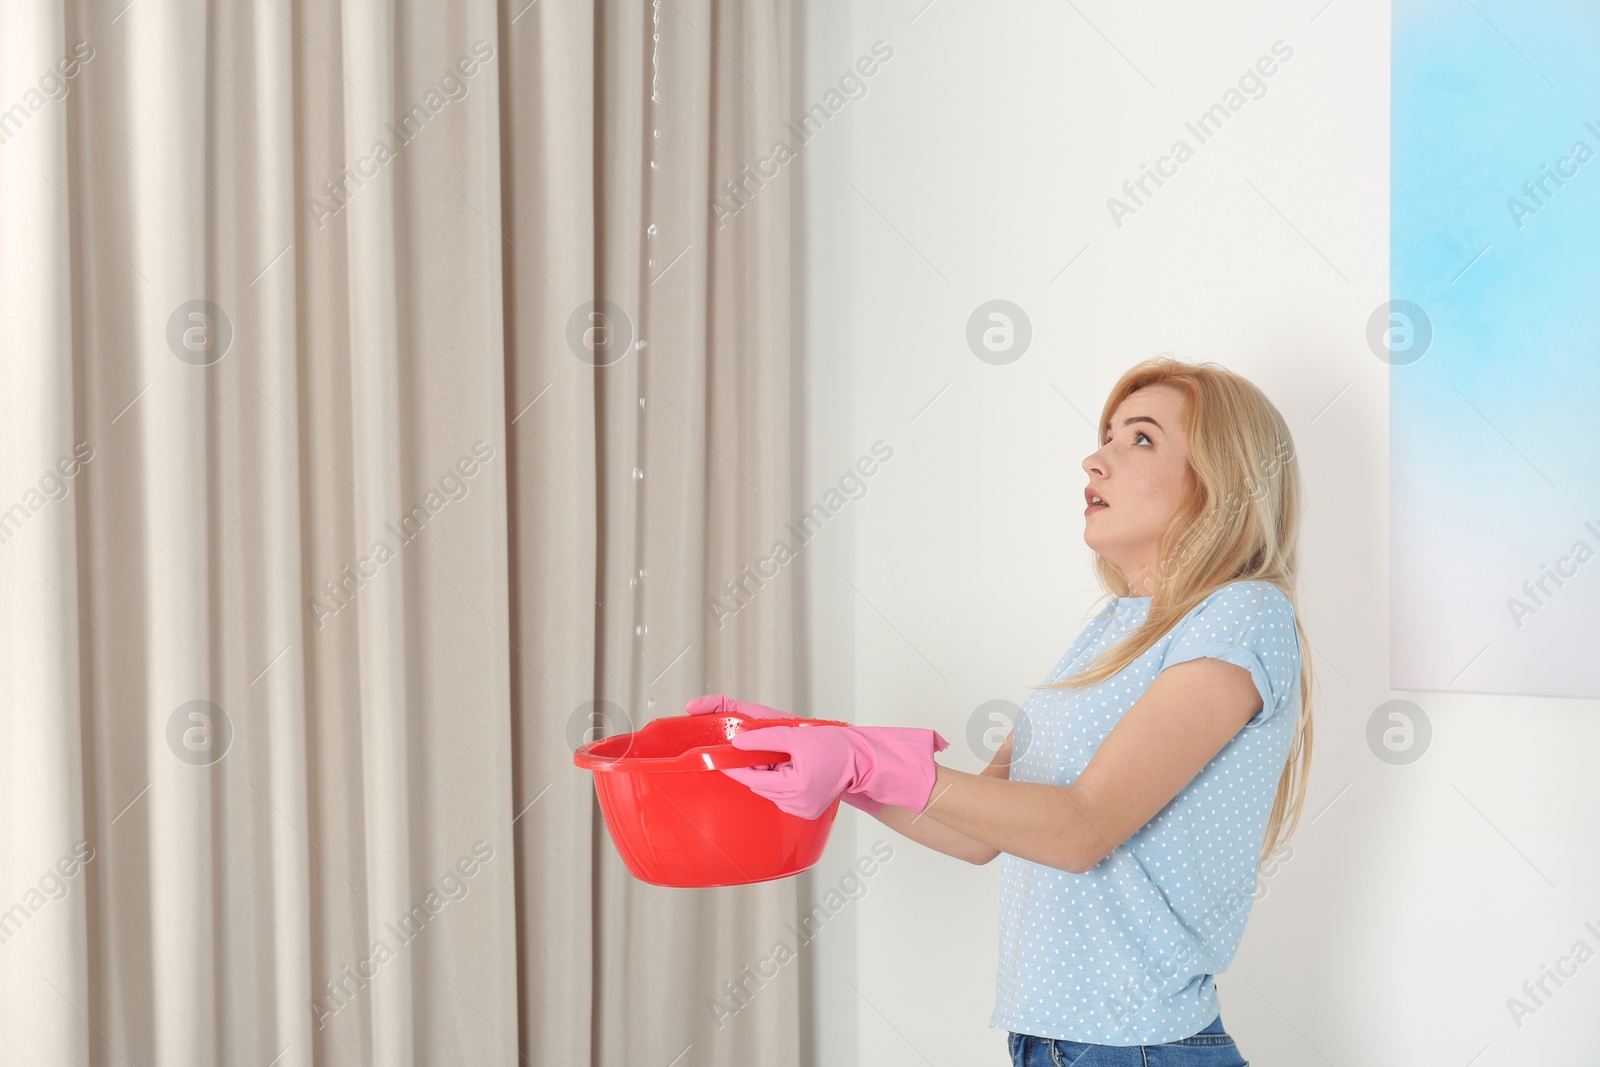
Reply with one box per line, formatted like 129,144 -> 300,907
573,711 -> 848,888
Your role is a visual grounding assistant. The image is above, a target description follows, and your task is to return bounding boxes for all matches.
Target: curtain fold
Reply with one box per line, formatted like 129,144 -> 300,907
0,1 -> 801,1064
502,1 -> 803,1063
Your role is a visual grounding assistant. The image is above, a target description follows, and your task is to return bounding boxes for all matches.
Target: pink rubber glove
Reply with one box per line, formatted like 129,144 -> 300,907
684,694 -> 886,814
683,694 -> 790,720
722,724 -> 949,820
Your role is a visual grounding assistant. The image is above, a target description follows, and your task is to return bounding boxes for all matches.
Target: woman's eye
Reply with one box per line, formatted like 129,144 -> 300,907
1103,431 -> 1153,447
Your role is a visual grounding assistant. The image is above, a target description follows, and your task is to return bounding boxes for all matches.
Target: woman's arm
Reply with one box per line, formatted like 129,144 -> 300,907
865,732 -> 1013,865
916,657 -> 1263,873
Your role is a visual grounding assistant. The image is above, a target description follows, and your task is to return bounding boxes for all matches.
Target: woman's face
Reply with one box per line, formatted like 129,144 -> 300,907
1081,383 -> 1195,594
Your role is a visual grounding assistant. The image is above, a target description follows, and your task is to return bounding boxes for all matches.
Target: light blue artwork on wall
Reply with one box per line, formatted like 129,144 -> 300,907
1391,0 -> 1600,697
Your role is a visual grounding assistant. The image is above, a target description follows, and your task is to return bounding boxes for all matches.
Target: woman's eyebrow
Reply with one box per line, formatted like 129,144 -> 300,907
1104,416 -> 1164,433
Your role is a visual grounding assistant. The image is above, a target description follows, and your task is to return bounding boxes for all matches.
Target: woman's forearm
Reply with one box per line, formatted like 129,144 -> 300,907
866,801 -> 999,864
917,765 -> 1108,873
860,735 -> 1014,865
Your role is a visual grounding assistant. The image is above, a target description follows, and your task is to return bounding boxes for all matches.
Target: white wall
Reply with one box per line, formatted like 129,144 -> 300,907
797,2 -> 1600,1064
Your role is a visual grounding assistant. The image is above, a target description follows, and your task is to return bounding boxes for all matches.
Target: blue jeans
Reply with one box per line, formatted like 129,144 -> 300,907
1008,1014 -> 1248,1066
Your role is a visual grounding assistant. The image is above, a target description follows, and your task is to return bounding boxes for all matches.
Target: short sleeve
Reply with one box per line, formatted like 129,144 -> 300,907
1160,581 -> 1301,728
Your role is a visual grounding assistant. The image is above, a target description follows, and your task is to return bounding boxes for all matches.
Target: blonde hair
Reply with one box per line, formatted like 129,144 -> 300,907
1038,355 -> 1313,868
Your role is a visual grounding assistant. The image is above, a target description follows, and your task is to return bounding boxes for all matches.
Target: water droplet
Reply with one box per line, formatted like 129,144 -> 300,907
648,259 -> 655,267
647,223 -> 658,237
649,160 -> 660,170
653,128 -> 662,138
639,396 -> 646,408
638,568 -> 646,578
635,624 -> 649,636
635,339 -> 648,350
633,467 -> 644,480
647,696 -> 657,709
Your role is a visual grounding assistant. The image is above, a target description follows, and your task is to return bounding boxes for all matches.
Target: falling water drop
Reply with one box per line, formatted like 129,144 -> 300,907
649,160 -> 660,170
647,696 -> 656,710
653,128 -> 662,138
650,0 -> 663,103
635,624 -> 649,636
634,339 -> 648,350
647,223 -> 658,237
633,467 -> 644,480
639,396 -> 646,408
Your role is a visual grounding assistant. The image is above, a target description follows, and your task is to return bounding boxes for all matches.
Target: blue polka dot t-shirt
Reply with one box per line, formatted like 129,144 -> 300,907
990,579 -> 1301,1045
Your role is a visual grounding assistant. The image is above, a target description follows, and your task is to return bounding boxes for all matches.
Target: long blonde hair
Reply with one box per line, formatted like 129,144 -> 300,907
1038,355 -> 1313,868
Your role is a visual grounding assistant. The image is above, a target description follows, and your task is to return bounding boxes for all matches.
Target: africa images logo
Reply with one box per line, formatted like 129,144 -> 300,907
305,41 -> 496,230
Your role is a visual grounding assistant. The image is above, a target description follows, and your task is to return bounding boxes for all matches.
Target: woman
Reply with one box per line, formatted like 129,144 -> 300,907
689,356 -> 1313,1065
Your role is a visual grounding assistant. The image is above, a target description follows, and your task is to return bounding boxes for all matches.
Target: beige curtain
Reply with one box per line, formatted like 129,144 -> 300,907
0,1 -> 801,1065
